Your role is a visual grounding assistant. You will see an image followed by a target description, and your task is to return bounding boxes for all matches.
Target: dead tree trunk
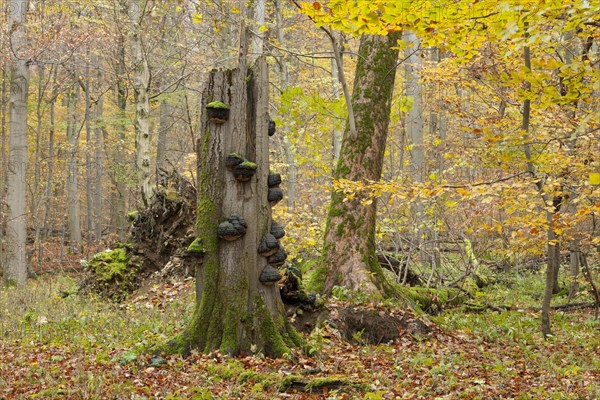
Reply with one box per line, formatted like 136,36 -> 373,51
168,57 -> 300,357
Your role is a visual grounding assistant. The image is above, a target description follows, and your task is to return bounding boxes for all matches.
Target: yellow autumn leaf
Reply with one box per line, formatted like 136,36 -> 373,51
192,13 -> 203,24
589,173 -> 600,185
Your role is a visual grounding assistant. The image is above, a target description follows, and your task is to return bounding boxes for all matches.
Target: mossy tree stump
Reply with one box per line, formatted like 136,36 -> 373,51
170,57 -> 300,357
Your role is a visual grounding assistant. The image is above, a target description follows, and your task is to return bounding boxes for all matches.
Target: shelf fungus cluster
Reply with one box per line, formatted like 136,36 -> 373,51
258,234 -> 279,257
226,153 -> 257,182
259,265 -> 281,285
268,119 -> 276,137
217,214 -> 247,241
257,218 -> 288,286
270,220 -> 285,239
267,172 -> 284,206
206,101 -> 230,124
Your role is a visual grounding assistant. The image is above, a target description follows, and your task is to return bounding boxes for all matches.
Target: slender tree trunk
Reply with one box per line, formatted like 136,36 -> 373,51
568,241 -> 580,300
403,31 -> 428,266
32,66 -> 45,251
84,64 -> 94,242
156,98 -> 171,175
274,0 -> 297,211
66,79 -> 82,253
0,68 -> 7,268
42,69 -> 58,241
251,0 -> 266,58
112,4 -> 128,239
92,90 -> 104,241
5,0 -> 30,285
129,0 -> 153,206
317,33 -> 402,296
404,31 -> 424,182
331,56 -> 343,164
521,43 -> 556,337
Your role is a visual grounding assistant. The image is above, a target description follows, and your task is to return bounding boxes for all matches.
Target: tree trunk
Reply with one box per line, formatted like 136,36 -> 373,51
42,69 -> 58,241
331,56 -> 343,164
1,65 -> 8,269
111,5 -> 128,239
403,30 -> 428,267
93,90 -> 105,241
317,33 -> 401,296
169,57 -> 300,357
156,99 -> 171,175
66,79 -> 82,253
32,66 -> 45,257
129,0 -> 153,206
4,0 -> 29,285
274,0 -> 297,211
568,240 -> 579,300
404,31 -> 424,182
521,43 -> 556,337
84,63 -> 94,242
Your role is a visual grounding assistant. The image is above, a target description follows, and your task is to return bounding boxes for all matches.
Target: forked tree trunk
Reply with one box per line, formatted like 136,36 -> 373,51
170,57 -> 300,356
317,32 -> 401,296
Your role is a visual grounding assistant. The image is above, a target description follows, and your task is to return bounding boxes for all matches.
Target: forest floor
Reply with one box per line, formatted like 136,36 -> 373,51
0,256 -> 599,399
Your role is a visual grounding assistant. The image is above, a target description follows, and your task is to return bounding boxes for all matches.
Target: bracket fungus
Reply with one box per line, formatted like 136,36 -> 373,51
258,234 -> 280,257
268,119 -> 276,137
217,214 -> 247,241
259,265 -> 282,285
268,186 -> 283,206
206,101 -> 230,124
270,221 -> 285,239
233,161 -> 257,182
267,173 -> 282,187
225,153 -> 245,171
268,247 -> 287,267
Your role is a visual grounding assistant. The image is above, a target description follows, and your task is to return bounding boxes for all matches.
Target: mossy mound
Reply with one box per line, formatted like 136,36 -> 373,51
81,173 -> 198,302
82,247 -> 143,302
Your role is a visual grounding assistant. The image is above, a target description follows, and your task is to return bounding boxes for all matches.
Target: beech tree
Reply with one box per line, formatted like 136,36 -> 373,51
129,0 -> 153,205
4,0 -> 29,285
168,54 -> 300,356
314,32 -> 402,295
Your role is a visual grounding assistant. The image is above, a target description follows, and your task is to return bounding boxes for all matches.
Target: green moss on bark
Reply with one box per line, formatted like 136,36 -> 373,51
255,297 -> 290,357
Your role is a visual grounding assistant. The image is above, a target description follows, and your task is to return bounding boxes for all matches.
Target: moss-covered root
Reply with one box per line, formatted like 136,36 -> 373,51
280,375 -> 366,394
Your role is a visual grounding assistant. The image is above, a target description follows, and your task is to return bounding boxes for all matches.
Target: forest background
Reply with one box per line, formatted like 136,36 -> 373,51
0,0 -> 599,398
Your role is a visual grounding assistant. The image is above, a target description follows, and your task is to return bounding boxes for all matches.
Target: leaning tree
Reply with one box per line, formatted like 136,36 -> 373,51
167,55 -> 301,357
315,32 -> 402,296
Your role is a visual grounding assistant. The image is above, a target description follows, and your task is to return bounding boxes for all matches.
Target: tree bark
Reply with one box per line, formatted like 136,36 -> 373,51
317,33 -> 401,296
93,82 -> 104,241
4,0 -> 30,285
66,78 -> 82,253
0,71 -> 6,269
170,57 -> 300,357
42,68 -> 58,241
111,3 -> 129,239
129,0 -> 153,206
85,63 -> 94,242
32,66 -> 45,252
